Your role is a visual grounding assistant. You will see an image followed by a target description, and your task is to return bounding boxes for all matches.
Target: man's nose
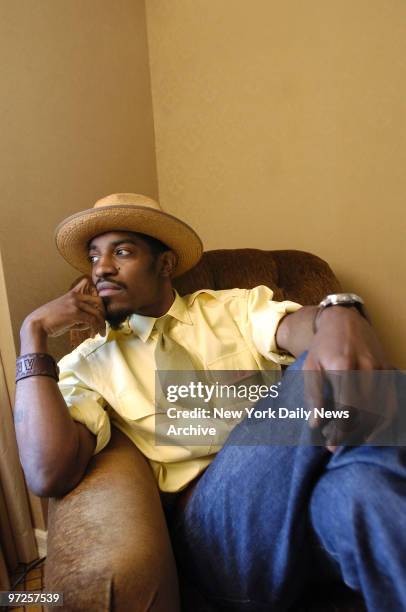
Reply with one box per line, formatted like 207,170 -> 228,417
93,254 -> 119,278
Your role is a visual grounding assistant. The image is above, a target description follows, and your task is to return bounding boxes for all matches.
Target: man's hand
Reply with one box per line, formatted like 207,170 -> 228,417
22,276 -> 106,342
276,305 -> 397,452
303,306 -> 396,451
16,276 -> 101,497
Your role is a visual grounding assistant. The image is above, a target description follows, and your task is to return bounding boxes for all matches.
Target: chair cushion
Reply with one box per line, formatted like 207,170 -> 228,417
173,249 -> 341,304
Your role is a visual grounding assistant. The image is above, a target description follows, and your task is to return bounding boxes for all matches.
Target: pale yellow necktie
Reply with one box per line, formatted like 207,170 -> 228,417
153,316 -> 248,446
154,315 -> 196,372
153,316 -> 214,444
154,315 -> 203,416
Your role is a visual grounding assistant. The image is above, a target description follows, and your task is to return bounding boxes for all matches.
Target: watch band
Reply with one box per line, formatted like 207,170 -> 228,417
313,293 -> 370,334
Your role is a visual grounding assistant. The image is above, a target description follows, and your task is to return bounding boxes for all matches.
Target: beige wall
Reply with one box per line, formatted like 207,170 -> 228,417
146,0 -> 406,367
1,1 -> 405,366
0,0 -> 158,359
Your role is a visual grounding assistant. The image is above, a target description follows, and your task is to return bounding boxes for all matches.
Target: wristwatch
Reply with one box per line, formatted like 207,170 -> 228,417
313,293 -> 370,333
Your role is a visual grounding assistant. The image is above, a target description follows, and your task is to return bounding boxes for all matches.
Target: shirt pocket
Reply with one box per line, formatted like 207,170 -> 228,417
204,348 -> 266,424
205,347 -> 260,384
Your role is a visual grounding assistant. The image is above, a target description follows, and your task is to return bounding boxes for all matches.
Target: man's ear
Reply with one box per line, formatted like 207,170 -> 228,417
158,250 -> 178,278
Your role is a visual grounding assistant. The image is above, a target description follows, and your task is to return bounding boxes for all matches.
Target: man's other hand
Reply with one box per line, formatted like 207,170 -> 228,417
303,306 -> 396,452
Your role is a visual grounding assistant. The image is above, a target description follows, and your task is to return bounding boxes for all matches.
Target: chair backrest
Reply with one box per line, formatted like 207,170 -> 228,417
173,248 -> 341,304
69,249 -> 341,350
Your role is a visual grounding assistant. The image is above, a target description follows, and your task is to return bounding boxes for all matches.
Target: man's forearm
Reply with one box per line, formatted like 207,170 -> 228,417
15,319 -> 95,497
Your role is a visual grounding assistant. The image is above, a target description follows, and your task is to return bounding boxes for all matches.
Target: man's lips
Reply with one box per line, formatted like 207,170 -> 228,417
96,282 -> 125,297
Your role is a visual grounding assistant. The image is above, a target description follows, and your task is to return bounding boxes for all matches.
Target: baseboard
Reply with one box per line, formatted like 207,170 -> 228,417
34,529 -> 48,558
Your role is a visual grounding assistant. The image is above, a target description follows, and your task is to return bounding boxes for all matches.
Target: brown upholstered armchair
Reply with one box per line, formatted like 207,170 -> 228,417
45,249 -> 366,611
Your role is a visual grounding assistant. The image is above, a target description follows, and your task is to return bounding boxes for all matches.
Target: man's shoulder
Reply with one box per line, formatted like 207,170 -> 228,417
182,285 -> 275,308
183,287 -> 249,307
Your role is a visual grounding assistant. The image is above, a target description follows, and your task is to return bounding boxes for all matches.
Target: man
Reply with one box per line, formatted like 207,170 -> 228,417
14,193 -> 405,610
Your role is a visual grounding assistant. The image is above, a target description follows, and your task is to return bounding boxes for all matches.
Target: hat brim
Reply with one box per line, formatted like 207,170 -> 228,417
55,204 -> 203,277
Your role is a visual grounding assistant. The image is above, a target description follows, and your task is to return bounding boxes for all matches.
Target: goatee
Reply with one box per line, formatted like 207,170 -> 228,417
102,297 -> 132,330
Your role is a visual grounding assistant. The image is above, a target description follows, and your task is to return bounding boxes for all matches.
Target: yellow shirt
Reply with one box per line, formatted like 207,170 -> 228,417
58,286 -> 302,492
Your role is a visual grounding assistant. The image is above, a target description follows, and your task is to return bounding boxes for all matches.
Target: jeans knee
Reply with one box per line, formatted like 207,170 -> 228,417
310,462 -> 406,563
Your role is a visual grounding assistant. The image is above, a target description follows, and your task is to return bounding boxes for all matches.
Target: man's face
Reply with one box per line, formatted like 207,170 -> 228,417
88,231 -> 168,326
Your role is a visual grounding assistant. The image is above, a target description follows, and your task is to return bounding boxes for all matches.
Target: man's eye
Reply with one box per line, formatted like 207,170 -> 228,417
116,248 -> 131,256
88,255 -> 99,264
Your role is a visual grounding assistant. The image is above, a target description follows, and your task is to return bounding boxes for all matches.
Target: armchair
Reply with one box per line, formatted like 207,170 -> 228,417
45,249 -> 366,611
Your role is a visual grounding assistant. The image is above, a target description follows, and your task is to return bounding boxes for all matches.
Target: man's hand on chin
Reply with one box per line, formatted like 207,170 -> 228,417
21,275 -> 106,343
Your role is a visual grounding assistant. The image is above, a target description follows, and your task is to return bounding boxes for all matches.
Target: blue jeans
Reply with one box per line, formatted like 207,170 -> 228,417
169,353 -> 406,611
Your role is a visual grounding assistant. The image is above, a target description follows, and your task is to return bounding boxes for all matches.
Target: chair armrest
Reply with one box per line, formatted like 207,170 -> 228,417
45,427 -> 179,611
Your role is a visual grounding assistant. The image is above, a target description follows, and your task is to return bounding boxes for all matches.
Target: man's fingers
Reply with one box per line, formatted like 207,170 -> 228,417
48,310 -> 100,338
302,354 -> 324,429
72,317 -> 100,339
76,302 -> 106,336
72,322 -> 94,331
77,293 -> 106,313
307,368 -> 399,449
324,370 -> 364,441
71,276 -> 94,294
71,289 -> 106,319
303,356 -> 360,444
336,368 -> 395,443
69,278 -> 106,318
64,283 -> 106,337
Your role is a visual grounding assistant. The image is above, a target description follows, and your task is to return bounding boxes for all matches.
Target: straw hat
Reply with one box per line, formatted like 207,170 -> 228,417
55,193 -> 203,277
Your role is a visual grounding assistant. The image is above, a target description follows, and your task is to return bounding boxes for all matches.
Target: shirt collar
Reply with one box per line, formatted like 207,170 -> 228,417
103,290 -> 192,344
